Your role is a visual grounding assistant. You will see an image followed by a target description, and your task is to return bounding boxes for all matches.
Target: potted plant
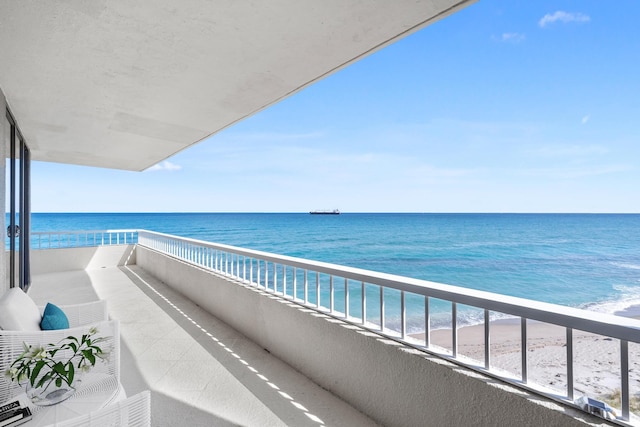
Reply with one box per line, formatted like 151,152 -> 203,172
5,327 -> 109,406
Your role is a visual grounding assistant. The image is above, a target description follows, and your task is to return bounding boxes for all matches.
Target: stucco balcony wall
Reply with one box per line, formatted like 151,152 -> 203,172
29,245 -> 136,275
136,245 -> 606,427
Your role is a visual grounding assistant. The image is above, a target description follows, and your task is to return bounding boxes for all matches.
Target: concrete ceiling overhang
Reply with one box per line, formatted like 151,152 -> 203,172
0,0 -> 474,171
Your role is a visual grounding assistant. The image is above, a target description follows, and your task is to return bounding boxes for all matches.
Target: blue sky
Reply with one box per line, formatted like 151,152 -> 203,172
32,1 -> 640,213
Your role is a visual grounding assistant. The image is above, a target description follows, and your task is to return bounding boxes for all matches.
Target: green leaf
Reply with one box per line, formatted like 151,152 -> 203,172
68,363 -> 74,384
52,362 -> 67,376
90,346 -> 104,355
29,360 -> 46,386
82,350 -> 96,365
36,372 -> 52,388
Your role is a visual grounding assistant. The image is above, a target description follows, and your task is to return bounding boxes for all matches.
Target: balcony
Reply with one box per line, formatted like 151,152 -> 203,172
25,230 -> 637,426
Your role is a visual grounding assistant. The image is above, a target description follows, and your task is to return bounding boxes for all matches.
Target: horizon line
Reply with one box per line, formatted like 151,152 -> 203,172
26,211 -> 640,215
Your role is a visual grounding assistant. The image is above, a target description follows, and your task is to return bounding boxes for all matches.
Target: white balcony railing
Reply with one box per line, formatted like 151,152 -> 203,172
31,230 -> 138,249
32,229 -> 640,424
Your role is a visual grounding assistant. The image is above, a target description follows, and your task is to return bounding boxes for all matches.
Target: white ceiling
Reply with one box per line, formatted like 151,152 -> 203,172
0,0 -> 474,171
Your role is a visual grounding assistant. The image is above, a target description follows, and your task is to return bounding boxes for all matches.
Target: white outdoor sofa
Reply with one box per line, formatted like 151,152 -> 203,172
0,287 -> 150,426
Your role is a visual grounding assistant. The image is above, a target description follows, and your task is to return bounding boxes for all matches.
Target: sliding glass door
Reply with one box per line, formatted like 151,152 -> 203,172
5,109 -> 31,290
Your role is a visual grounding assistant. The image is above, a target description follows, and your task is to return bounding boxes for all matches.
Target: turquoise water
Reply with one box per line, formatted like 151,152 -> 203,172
25,213 -> 640,326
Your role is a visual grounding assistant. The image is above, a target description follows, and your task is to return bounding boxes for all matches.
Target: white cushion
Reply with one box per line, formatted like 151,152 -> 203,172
0,287 -> 42,331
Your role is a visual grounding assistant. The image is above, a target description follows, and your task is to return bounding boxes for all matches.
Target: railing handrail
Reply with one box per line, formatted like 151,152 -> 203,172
31,229 -> 139,235
136,229 -> 640,343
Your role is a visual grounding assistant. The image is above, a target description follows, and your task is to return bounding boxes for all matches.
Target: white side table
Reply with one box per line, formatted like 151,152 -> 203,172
9,374 -> 124,426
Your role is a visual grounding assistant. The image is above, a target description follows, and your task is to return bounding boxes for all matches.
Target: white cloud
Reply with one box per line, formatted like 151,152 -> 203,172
539,11 -> 590,28
581,114 -> 590,124
147,161 -> 182,172
495,33 -> 525,43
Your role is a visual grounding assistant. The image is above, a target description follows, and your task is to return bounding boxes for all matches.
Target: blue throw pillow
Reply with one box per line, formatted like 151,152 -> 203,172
40,303 -> 69,330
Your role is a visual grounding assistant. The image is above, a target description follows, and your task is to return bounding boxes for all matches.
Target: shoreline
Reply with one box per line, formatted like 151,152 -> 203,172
409,311 -> 640,402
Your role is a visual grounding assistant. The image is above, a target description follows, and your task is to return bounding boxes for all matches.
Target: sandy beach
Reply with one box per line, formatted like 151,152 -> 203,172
411,317 -> 640,406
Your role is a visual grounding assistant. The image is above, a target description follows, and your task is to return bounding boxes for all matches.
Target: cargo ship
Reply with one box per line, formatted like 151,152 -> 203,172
309,209 -> 340,215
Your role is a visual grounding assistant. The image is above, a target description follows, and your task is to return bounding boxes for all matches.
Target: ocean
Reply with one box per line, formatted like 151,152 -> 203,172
25,213 -> 640,328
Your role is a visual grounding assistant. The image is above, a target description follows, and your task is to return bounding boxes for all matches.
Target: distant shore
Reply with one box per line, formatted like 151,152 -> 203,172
411,311 -> 640,402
